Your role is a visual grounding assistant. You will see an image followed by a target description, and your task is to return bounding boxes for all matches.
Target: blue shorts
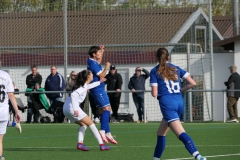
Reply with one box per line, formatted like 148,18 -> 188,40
158,94 -> 183,124
90,90 -> 110,108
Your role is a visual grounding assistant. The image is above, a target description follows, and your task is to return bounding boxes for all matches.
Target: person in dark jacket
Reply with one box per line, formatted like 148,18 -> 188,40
25,65 -> 42,123
224,65 -> 240,123
26,65 -> 42,89
128,67 -> 149,123
105,65 -> 123,123
45,65 -> 66,105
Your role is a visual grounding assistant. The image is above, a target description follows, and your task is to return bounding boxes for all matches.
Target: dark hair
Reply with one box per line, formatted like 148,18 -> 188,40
74,70 -> 91,89
156,48 -> 177,81
88,46 -> 101,57
31,65 -> 37,69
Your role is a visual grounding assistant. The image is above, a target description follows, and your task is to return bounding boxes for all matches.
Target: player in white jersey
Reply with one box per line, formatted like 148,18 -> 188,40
0,70 -> 21,160
150,48 -> 206,160
63,70 -> 110,151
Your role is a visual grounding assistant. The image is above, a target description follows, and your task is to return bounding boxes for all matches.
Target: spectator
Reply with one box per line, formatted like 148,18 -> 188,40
26,83 -> 50,123
45,65 -> 66,105
128,67 -> 149,123
224,65 -> 240,123
66,71 -> 77,96
0,70 -> 21,159
25,65 -> 42,123
150,47 -> 206,160
105,65 -> 123,123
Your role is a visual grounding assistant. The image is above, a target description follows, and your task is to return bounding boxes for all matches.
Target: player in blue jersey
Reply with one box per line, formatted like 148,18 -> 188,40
150,48 -> 206,160
87,45 -> 117,145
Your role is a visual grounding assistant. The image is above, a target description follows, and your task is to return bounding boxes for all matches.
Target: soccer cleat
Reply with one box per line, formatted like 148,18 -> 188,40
77,143 -> 90,151
94,118 -> 100,123
0,157 -> 5,160
106,133 -> 117,144
15,123 -> 22,134
196,155 -> 207,160
100,144 -> 111,151
99,130 -> 109,143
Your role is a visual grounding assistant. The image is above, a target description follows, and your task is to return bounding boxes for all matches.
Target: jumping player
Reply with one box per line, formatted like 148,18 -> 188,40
63,70 -> 110,151
87,45 -> 117,144
0,70 -> 21,160
150,48 -> 206,160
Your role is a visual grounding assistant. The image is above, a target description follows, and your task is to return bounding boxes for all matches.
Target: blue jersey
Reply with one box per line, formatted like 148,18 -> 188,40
87,58 -> 105,91
150,63 -> 189,97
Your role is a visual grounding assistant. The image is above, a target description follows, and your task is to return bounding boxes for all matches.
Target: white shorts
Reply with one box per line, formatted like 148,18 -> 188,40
0,121 -> 8,135
63,100 -> 87,123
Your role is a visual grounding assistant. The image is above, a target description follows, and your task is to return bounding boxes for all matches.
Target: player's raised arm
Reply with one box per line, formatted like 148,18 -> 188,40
98,62 -> 110,78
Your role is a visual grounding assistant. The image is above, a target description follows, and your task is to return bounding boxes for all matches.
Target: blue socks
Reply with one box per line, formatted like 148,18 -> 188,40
100,110 -> 110,133
179,132 -> 199,158
153,136 -> 166,158
7,121 -> 16,127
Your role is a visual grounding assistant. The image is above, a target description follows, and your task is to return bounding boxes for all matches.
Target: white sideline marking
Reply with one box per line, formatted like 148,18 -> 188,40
15,144 -> 240,148
165,153 -> 240,160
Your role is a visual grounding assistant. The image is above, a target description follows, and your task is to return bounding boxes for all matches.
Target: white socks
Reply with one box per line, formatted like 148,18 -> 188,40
78,126 -> 87,143
89,124 -> 103,144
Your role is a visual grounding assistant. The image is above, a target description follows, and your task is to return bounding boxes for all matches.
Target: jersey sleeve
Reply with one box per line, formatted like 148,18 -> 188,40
87,81 -> 100,89
150,68 -> 158,87
6,74 -> 14,93
88,59 -> 102,76
177,66 -> 189,79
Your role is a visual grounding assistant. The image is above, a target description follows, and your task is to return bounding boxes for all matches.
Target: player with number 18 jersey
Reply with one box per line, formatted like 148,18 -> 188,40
150,63 -> 189,124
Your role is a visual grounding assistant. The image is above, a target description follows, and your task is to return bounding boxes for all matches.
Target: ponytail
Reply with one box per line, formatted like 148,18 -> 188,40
156,48 -> 177,81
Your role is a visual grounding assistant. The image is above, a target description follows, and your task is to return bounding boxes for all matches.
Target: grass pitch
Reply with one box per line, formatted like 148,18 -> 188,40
4,122 -> 240,160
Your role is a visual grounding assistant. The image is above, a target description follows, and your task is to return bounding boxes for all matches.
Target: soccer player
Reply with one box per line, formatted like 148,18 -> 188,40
63,70 -> 110,151
87,45 -> 117,144
0,70 -> 21,160
150,48 -> 206,160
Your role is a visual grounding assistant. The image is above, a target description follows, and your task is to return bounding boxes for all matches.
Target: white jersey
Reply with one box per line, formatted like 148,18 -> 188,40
63,82 -> 100,122
0,70 -> 14,121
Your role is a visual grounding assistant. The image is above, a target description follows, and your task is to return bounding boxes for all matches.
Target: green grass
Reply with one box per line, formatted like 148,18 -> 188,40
3,123 -> 240,160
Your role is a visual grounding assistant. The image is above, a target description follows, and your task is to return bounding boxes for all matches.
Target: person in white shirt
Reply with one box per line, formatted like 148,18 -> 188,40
0,70 -> 21,160
63,69 -> 110,151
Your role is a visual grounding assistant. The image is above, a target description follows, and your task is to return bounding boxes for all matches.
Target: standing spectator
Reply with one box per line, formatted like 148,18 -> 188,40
26,65 -> 42,89
45,65 -> 66,105
150,48 -> 206,160
0,70 -> 21,160
25,65 -> 42,123
128,67 -> 149,123
224,65 -> 240,123
87,45 -> 117,144
105,65 -> 123,123
66,71 -> 77,96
